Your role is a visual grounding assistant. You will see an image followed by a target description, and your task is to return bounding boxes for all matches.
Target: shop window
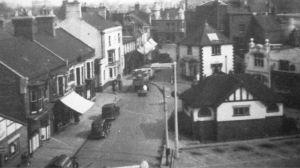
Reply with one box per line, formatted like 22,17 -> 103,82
9,138 -> 19,157
233,106 -> 250,116
254,53 -> 264,67
212,45 -> 221,55
267,104 -> 279,113
198,107 -> 211,117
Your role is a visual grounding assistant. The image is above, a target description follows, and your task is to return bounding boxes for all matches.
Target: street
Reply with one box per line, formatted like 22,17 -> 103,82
75,69 -> 180,168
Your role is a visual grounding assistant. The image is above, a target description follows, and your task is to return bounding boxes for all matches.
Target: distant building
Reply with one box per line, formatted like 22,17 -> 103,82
177,22 -> 233,79
179,73 -> 284,142
151,2 -> 186,43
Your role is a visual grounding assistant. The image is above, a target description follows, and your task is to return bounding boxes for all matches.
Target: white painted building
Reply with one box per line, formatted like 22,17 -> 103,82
179,73 -> 284,142
58,1 -> 124,91
177,22 -> 234,79
245,38 -> 300,86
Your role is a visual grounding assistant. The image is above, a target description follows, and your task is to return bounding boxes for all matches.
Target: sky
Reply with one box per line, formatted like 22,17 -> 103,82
1,0 -> 180,7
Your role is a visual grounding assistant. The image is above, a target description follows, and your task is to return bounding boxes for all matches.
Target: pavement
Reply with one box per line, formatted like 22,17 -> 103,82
25,75 -> 132,168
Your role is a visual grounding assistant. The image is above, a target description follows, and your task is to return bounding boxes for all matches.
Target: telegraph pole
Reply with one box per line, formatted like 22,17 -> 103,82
173,62 -> 179,158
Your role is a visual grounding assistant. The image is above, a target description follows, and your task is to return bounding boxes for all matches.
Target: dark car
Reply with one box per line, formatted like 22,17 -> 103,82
45,154 -> 78,168
88,117 -> 111,139
101,103 -> 120,120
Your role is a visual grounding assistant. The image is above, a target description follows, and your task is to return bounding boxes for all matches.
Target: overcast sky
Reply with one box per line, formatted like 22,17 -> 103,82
1,0 -> 179,7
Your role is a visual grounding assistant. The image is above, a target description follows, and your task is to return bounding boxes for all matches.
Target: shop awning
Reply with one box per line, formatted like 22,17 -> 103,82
149,38 -> 157,47
137,39 -> 157,55
60,91 -> 94,114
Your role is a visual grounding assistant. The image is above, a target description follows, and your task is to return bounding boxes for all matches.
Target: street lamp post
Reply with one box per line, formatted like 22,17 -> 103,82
173,62 -> 179,158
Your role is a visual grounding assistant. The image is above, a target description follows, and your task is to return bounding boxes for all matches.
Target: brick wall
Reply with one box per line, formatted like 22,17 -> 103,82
217,119 -> 275,141
193,121 -> 216,142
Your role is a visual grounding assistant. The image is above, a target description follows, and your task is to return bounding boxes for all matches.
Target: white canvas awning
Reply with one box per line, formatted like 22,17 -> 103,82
148,38 -> 157,47
60,91 -> 94,114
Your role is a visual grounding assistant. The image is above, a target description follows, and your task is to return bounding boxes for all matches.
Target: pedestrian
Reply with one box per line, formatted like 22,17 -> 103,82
112,80 -> 116,92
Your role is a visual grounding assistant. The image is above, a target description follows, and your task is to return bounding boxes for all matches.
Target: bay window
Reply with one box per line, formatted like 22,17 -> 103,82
30,88 -> 44,114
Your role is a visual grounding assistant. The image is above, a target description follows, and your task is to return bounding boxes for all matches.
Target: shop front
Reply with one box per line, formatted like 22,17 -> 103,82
52,91 -> 94,133
28,112 -> 51,154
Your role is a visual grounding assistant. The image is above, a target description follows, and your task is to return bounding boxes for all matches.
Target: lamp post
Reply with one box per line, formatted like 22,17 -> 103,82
173,61 -> 179,158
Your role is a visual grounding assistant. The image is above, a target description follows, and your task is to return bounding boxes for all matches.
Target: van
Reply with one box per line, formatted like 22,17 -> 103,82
101,103 -> 120,120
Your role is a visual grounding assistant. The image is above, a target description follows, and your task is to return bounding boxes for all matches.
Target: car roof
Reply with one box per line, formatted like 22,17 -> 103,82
49,154 -> 70,166
102,103 -> 115,108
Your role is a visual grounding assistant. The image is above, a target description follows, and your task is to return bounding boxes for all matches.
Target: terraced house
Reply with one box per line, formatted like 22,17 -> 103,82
0,8 -> 95,165
58,1 -> 124,91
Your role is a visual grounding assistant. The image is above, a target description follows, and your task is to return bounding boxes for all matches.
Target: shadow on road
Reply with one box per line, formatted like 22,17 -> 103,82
76,130 -> 90,138
140,119 -> 164,139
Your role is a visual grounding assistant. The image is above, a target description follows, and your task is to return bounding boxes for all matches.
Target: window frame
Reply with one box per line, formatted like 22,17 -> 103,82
233,106 -> 250,116
29,88 -> 44,115
8,138 -> 19,157
212,45 -> 221,56
108,50 -> 115,64
254,53 -> 264,67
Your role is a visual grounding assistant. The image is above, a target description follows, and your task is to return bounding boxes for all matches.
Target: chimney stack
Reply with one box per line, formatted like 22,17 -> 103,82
12,9 -> 35,40
98,5 -> 107,20
65,0 -> 82,19
36,8 -> 56,36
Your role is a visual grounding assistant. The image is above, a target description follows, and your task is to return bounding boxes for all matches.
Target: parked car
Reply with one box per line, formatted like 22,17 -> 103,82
88,118 -> 111,139
101,103 -> 120,120
45,154 -> 78,168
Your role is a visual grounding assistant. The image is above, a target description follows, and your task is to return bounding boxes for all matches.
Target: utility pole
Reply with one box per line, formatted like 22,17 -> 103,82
173,62 -> 179,158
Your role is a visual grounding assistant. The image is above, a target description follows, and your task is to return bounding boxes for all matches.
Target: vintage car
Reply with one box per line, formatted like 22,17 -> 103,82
45,154 -> 78,168
101,103 -> 120,120
88,118 -> 111,139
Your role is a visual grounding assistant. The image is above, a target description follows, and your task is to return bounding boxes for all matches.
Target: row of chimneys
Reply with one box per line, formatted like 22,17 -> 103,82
12,8 -> 56,40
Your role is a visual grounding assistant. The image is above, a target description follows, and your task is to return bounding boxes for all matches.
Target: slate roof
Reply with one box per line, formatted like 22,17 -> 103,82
35,28 -> 94,64
0,36 -> 65,79
179,22 -> 232,46
180,73 -> 283,108
82,12 -> 120,31
128,10 -> 150,25
253,15 -> 281,31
